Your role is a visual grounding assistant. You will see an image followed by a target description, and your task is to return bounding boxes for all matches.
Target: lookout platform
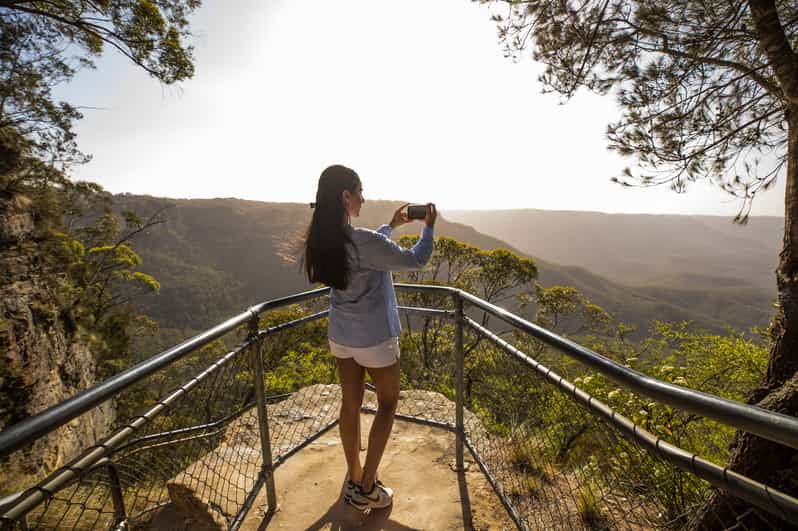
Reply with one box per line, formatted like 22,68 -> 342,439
3,285 -> 797,531
144,386 -> 514,530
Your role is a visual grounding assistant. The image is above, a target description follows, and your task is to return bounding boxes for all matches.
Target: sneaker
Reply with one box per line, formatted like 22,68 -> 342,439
343,479 -> 358,500
341,471 -> 373,500
346,479 -> 394,511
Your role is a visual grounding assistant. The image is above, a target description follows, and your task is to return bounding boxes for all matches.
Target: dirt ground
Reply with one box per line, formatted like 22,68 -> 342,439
236,415 -> 517,531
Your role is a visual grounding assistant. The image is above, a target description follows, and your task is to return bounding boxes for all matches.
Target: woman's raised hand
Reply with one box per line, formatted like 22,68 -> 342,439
425,203 -> 437,228
390,203 -> 411,229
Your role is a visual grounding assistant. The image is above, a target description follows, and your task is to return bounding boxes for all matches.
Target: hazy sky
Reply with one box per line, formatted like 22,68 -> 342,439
57,0 -> 785,217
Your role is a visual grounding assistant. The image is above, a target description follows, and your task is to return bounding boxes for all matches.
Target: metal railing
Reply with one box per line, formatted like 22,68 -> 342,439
0,284 -> 796,530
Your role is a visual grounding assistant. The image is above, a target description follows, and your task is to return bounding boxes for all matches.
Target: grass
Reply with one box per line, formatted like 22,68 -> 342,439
508,436 -> 557,482
508,474 -> 543,501
577,483 -> 607,530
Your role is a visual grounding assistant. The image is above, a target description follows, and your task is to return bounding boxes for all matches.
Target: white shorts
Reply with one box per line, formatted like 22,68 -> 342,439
329,337 -> 401,369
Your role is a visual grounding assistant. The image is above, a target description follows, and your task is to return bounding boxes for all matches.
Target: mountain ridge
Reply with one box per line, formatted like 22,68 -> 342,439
112,195 -> 775,348
446,208 -> 780,293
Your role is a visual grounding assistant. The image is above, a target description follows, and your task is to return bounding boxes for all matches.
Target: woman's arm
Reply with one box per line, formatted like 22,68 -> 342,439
376,224 -> 393,237
358,226 -> 435,271
359,203 -> 437,271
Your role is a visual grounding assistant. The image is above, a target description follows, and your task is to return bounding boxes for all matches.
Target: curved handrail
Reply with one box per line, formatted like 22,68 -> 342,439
0,309 -> 332,523
3,282 -> 797,461
391,283 -> 798,450
0,287 -> 330,458
465,316 -> 798,523
446,286 -> 798,450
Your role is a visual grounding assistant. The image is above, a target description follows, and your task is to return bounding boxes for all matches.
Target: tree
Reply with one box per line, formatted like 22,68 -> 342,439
50,190 -> 165,376
0,1 -> 200,467
0,0 -> 200,345
395,235 -> 538,400
477,0 -> 798,526
0,0 -> 200,329
0,0 -> 199,166
527,284 -> 612,335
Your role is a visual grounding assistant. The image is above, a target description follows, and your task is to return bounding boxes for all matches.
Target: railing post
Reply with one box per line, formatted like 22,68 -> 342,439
105,462 -> 127,528
454,293 -> 465,472
248,313 -> 277,515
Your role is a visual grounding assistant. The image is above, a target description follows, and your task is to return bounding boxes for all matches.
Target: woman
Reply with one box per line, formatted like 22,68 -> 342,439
304,164 -> 436,511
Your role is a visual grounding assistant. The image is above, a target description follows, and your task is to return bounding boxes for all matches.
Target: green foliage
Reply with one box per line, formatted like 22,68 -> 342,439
491,313 -> 767,522
396,235 -> 537,302
0,0 -> 198,460
41,190 -> 164,377
508,474 -> 543,501
529,284 -> 612,335
263,344 -> 337,394
259,306 -> 336,395
395,234 -> 538,395
1,173 -> 163,394
577,481 -> 606,530
392,238 -> 770,523
508,436 -> 555,482
581,322 -> 768,464
0,1 -> 199,164
475,248 -> 537,302
116,337 -> 228,423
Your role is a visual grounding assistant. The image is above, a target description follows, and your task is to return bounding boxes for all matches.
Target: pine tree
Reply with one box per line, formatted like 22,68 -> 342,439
478,0 -> 798,527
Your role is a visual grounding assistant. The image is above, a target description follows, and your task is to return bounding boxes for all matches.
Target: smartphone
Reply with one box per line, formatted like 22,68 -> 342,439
407,204 -> 428,220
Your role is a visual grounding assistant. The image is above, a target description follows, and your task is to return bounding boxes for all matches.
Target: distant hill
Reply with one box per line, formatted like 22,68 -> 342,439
445,209 -> 781,292
114,195 -> 775,346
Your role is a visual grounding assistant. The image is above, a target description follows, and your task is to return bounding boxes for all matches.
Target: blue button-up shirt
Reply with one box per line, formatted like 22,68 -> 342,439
328,224 -> 435,347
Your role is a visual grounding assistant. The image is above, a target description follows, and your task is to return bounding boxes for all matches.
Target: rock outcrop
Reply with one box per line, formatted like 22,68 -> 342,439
0,196 -> 115,490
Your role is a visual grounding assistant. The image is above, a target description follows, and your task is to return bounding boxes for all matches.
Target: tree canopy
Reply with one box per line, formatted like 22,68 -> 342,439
0,0 -> 200,166
478,1 -> 798,525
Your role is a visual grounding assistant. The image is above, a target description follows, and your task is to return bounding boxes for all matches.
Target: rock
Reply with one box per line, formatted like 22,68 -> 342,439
167,445 -> 261,529
165,385 -> 343,529
0,195 -> 116,487
0,196 -> 34,245
165,481 -> 230,530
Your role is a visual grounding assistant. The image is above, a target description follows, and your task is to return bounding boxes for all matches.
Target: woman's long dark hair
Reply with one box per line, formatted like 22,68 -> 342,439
304,165 -> 361,290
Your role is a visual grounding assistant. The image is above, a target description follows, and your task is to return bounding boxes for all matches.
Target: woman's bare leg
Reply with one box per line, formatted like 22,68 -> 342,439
336,357 -> 365,483
360,361 -> 400,491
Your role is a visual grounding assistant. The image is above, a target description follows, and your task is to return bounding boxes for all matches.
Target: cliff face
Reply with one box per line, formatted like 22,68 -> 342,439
0,196 -> 115,491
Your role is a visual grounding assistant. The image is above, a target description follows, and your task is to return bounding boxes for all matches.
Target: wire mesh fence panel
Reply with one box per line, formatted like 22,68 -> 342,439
393,291 -> 459,426
264,385 -> 340,464
23,465 -> 118,531
1,324 -> 264,531
110,337 -> 259,529
0,304 -> 338,531
460,321 -> 791,530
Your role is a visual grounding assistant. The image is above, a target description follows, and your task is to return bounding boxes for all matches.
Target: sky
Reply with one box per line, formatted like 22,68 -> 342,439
56,0 -> 786,217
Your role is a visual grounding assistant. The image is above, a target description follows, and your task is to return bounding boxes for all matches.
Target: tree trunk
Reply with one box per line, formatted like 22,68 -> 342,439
689,4 -> 798,527
690,109 -> 798,530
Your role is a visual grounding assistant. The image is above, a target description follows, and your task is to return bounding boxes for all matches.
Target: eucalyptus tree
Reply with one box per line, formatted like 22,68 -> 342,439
0,0 -> 200,342
477,0 -> 798,526
395,235 -> 537,385
0,2 -> 200,443
0,0 -> 199,169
